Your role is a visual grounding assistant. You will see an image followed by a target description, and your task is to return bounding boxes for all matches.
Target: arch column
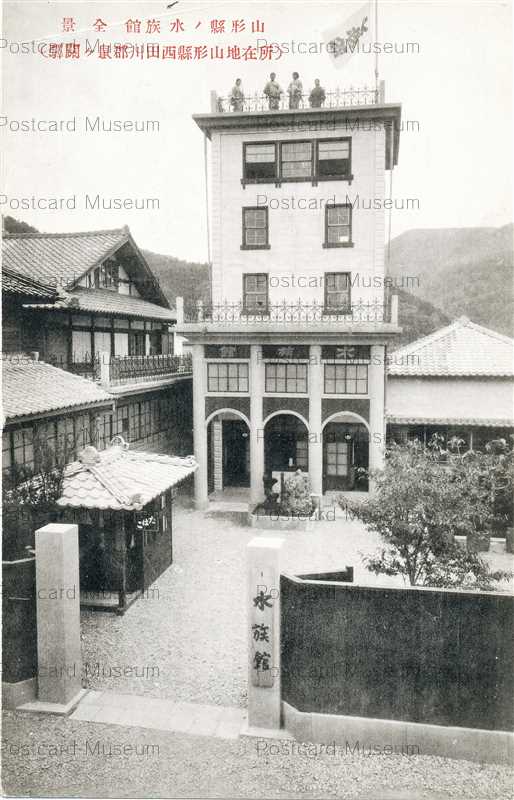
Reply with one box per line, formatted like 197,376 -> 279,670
308,345 -> 323,496
369,344 -> 386,490
250,345 -> 265,506
192,344 -> 208,509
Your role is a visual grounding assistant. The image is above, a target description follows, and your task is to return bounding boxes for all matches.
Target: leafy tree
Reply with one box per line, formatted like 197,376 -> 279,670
2,215 -> 39,234
2,437 -> 68,560
345,436 -> 513,590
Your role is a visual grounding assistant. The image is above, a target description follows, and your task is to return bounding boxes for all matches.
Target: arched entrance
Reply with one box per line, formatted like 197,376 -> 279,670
263,413 -> 309,475
206,410 -> 250,493
322,414 -> 369,492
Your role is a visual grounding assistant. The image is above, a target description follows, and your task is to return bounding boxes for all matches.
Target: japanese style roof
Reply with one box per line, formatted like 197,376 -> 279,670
2,357 -> 113,422
2,267 -> 58,301
57,440 -> 197,511
2,226 -> 172,310
26,288 -> 177,322
386,415 -> 514,428
388,317 -> 514,377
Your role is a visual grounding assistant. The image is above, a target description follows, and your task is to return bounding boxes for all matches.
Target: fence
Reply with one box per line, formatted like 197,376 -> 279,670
213,87 -> 380,113
109,353 -> 192,384
280,574 -> 514,731
183,300 -> 393,325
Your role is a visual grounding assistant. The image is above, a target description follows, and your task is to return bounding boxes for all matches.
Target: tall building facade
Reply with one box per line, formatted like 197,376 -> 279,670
176,86 -> 402,508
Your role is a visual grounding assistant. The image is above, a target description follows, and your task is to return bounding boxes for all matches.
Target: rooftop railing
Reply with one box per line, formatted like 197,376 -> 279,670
107,353 -> 192,386
180,298 -> 398,325
47,353 -> 193,386
211,83 -> 384,114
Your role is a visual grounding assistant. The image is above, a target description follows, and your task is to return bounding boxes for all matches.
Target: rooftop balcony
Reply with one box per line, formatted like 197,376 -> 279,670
211,83 -> 385,114
175,296 -> 400,341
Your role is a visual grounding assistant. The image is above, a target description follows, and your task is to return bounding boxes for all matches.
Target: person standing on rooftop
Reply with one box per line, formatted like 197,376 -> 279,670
309,79 -> 326,108
230,78 -> 245,111
288,72 -> 303,109
263,73 -> 283,110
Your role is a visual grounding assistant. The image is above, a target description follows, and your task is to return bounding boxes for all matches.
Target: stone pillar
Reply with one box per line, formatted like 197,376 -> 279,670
21,523 -> 86,715
212,419 -> 223,493
192,344 -> 208,509
247,536 -> 283,732
369,344 -> 386,489
308,345 -> 323,496
250,345 -> 265,506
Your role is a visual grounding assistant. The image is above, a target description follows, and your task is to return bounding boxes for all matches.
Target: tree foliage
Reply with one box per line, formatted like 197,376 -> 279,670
345,435 -> 513,590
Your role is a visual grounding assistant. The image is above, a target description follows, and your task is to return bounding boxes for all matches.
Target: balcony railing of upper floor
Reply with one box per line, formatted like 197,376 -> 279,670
178,296 -> 398,326
47,352 -> 193,386
210,82 -> 385,114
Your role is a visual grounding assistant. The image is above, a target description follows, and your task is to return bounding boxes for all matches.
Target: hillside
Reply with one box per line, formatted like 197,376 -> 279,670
394,288 -> 450,348
3,217 -> 501,345
387,224 -> 513,336
142,250 -> 211,308
144,248 -> 448,345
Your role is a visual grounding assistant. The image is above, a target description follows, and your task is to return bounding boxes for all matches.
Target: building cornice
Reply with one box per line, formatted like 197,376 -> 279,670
193,103 -> 402,167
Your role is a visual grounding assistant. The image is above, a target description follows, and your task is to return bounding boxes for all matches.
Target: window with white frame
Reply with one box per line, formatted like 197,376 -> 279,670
207,362 -> 249,393
243,143 -> 277,182
324,206 -> 352,247
280,141 -> 312,179
324,363 -> 368,394
265,363 -> 308,393
324,272 -> 351,311
242,208 -> 269,249
243,273 -> 268,312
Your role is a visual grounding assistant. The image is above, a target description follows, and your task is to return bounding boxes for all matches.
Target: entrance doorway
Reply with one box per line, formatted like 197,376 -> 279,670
323,421 -> 369,492
264,414 -> 309,474
207,412 -> 250,494
223,420 -> 250,487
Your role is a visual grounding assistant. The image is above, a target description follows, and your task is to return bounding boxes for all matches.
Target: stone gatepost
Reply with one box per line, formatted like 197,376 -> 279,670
246,536 -> 284,732
19,523 -> 87,715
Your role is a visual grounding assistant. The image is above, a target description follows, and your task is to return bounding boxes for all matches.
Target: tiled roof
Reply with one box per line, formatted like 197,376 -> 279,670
2,267 -> 58,300
387,415 -> 514,428
2,228 -> 128,289
2,357 -> 113,422
27,288 -> 176,321
388,317 -> 514,376
2,226 -> 171,310
57,441 -> 197,511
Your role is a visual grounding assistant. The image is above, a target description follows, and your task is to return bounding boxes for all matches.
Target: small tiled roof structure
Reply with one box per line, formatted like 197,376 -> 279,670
387,415 -> 514,428
26,287 -> 176,321
2,267 -> 58,301
2,226 -> 172,311
388,317 -> 514,377
57,440 -> 197,511
2,357 -> 113,422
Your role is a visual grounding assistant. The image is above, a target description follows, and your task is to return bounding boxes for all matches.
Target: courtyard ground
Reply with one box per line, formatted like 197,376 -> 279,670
3,504 -> 513,798
78,504 -> 410,705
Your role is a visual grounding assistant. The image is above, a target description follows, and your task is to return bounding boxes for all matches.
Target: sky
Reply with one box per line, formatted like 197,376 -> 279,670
2,0 -> 513,262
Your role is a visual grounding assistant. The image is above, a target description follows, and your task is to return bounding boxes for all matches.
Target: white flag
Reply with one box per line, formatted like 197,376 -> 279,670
323,2 -> 372,70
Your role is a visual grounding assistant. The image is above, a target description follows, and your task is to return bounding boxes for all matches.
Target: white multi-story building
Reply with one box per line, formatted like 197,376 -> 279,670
176,85 -> 402,508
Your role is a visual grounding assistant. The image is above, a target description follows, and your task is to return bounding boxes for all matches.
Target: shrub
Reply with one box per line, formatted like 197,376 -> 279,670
344,436 -> 513,590
281,470 -> 314,517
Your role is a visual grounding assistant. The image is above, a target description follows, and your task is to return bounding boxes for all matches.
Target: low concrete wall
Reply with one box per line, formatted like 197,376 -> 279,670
283,701 -> 514,765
